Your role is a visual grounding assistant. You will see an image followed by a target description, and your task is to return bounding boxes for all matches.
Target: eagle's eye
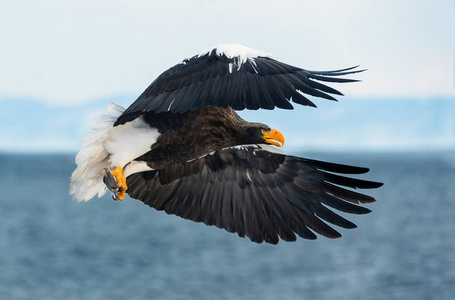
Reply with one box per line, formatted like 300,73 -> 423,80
261,129 -> 265,134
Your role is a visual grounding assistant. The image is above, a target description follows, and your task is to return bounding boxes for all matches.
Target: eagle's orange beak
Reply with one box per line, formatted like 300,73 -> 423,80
263,129 -> 285,147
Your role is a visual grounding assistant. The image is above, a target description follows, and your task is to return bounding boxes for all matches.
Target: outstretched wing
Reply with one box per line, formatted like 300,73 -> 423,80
115,44 -> 363,125
126,145 -> 382,244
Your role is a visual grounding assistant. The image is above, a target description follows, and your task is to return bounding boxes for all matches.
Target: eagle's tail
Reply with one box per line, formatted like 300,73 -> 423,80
70,102 -> 125,201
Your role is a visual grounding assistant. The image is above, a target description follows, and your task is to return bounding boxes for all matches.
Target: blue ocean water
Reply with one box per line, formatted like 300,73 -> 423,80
0,152 -> 454,299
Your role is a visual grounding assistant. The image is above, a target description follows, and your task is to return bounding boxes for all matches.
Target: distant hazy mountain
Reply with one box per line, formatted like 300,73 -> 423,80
0,95 -> 132,153
1,96 -> 454,153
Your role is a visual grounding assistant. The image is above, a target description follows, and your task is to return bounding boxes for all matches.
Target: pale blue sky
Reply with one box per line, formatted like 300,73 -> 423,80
1,1 -> 454,152
1,0 -> 454,104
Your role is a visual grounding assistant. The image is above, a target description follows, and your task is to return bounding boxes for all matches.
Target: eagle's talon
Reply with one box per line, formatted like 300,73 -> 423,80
103,166 -> 127,201
116,190 -> 126,201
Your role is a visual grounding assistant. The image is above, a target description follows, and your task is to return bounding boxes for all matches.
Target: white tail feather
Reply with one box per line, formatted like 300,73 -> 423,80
70,102 -> 125,201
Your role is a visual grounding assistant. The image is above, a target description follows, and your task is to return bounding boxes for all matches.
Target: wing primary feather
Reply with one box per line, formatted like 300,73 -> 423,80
300,158 -> 371,174
291,91 -> 317,107
246,187 -> 279,244
319,181 -> 377,204
315,193 -> 372,214
261,75 -> 290,109
206,76 -> 226,108
211,181 -> 224,228
225,70 -> 240,108
268,187 -> 321,240
241,72 -> 259,109
314,170 -> 383,189
305,73 -> 361,83
231,71 -> 247,110
245,73 -> 263,110
300,76 -> 344,96
274,74 -> 299,98
241,187 -> 263,243
215,75 -> 232,108
305,66 -> 365,76
185,180 -> 207,222
301,211 -> 342,239
221,181 -> 235,233
258,188 -> 298,241
231,187 -> 246,238
255,76 -> 286,109
312,204 -> 357,229
296,83 -> 337,101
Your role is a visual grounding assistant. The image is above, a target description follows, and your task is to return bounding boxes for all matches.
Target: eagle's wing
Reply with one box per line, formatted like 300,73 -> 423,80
115,44 -> 363,125
126,145 -> 382,244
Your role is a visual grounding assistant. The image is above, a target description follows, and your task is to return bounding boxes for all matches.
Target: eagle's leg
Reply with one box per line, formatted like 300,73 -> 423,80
103,166 -> 128,201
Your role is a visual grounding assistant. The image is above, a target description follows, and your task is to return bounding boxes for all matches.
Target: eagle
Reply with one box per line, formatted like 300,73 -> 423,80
70,44 -> 382,244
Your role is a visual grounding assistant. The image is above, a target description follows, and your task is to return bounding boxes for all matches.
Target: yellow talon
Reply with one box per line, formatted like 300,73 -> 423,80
104,166 -> 128,201
111,166 -> 127,201
115,190 -> 126,201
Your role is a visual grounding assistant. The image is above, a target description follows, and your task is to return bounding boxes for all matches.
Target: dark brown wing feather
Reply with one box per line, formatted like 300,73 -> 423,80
126,145 -> 382,244
115,47 -> 363,125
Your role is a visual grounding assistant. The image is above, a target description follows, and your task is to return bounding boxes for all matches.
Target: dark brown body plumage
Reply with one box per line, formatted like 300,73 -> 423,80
138,107 -> 268,169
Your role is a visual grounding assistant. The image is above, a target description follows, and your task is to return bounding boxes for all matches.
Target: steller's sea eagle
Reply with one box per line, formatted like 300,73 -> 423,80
70,44 -> 382,244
